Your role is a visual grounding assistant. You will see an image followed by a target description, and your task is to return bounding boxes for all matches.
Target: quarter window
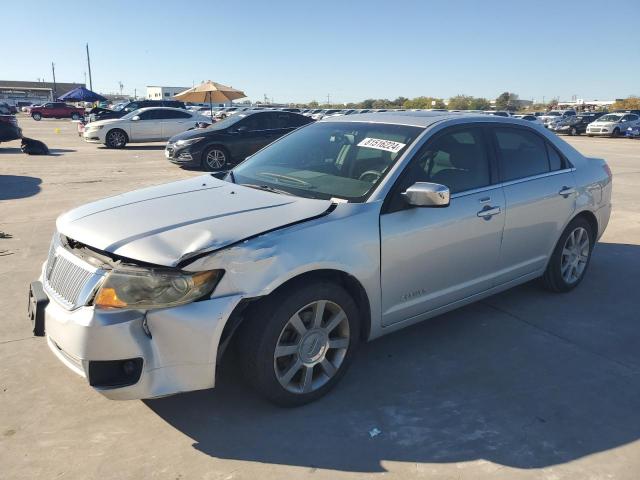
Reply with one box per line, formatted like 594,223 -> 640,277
494,128 -> 550,181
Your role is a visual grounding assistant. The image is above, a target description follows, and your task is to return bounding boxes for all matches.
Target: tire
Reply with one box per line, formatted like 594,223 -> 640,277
541,217 -> 594,293
201,145 -> 229,171
570,127 -> 578,136
71,113 -> 81,121
587,134 -> 593,137
32,113 -> 42,121
611,128 -> 620,138
105,129 -> 128,149
238,280 -> 360,407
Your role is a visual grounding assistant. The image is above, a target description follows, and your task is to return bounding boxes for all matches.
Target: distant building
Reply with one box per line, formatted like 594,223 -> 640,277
557,99 -> 615,110
146,86 -> 190,100
0,80 -> 85,104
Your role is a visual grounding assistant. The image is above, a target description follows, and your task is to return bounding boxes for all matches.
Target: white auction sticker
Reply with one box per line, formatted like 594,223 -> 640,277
357,137 -> 406,153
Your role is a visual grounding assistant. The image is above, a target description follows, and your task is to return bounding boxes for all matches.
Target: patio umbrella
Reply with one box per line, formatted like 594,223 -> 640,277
57,86 -> 107,103
174,81 -> 246,120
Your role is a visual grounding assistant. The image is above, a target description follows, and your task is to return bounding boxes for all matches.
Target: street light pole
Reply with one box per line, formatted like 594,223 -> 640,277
86,43 -> 93,91
51,62 -> 57,100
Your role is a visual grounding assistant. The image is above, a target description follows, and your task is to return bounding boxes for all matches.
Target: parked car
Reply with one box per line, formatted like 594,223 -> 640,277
512,114 -> 544,125
166,110 -> 314,170
83,107 -> 210,148
484,110 -> 511,117
586,113 -> 640,137
625,125 -> 640,139
0,105 -> 22,142
30,112 -> 612,405
29,102 -> 85,121
551,113 -> 604,135
90,100 -> 186,122
0,102 -> 18,114
539,110 -> 576,127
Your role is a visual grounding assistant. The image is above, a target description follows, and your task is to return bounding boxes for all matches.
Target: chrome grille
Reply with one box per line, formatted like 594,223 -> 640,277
44,235 -> 100,310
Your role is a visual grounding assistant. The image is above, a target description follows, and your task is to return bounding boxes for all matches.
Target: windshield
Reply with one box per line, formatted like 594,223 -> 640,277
121,109 -> 142,120
546,111 -> 561,116
112,103 -> 125,111
232,121 -> 423,202
597,114 -> 622,122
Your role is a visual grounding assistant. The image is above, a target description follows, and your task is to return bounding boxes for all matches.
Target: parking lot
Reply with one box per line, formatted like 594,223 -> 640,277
1,117 -> 639,479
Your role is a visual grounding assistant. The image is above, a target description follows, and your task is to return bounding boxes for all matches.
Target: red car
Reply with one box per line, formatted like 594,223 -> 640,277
30,102 -> 85,121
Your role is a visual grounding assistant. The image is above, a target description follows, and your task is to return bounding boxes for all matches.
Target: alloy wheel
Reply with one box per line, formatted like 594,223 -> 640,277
560,227 -> 590,284
205,149 -> 226,170
107,130 -> 126,148
273,300 -> 350,394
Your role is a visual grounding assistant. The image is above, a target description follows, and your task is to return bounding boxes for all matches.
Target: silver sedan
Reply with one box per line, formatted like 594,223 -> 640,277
30,112 -> 612,406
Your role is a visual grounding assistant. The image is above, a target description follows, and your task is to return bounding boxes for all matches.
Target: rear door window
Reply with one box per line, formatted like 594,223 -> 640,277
493,127 -> 550,181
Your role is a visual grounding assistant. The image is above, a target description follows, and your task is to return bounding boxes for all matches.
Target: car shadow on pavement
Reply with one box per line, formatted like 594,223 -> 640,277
0,175 -> 42,200
49,148 -> 77,156
0,147 -> 22,154
145,242 -> 640,473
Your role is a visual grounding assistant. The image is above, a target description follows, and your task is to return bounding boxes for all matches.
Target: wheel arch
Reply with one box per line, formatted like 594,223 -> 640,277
218,269 -> 372,356
572,209 -> 599,243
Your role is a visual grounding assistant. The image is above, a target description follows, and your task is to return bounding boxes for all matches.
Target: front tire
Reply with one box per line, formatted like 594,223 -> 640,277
105,129 -> 128,149
238,281 -> 360,407
611,128 -> 620,138
32,113 -> 42,121
570,127 -> 578,136
71,113 -> 81,121
541,217 -> 594,292
201,146 -> 229,171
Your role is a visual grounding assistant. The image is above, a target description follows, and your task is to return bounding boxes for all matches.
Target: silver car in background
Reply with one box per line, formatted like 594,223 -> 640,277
28,112 -> 612,406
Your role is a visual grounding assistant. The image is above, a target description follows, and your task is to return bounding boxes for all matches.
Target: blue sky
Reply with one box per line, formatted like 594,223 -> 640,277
3,0 -> 639,103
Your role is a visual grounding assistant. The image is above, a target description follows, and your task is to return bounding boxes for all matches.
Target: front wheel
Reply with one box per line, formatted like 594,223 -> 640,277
32,113 -> 42,121
570,127 -> 578,136
238,281 -> 360,406
541,217 -> 594,292
105,129 -> 128,149
71,113 -> 81,121
201,146 -> 229,171
611,128 -> 620,138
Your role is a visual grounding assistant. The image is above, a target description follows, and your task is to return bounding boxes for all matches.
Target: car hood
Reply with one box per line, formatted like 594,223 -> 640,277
56,176 -> 333,267
87,118 -> 123,127
168,122 -> 229,142
590,121 -> 618,126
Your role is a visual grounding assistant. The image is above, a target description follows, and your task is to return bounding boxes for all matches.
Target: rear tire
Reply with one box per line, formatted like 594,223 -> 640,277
105,129 -> 128,149
238,281 -> 360,407
541,217 -> 594,293
32,113 -> 42,121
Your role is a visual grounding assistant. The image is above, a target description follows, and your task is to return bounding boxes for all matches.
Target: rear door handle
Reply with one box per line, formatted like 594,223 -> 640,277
559,186 -> 576,197
477,206 -> 501,219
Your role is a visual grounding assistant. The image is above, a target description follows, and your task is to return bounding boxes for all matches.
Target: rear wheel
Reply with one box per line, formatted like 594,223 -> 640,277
105,129 -> 128,148
32,113 -> 42,121
541,217 -> 594,292
238,281 -> 360,406
201,146 -> 229,171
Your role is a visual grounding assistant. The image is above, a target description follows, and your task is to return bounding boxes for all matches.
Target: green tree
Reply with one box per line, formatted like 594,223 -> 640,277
611,96 -> 640,111
308,100 -> 319,108
403,96 -> 445,109
468,97 -> 491,110
447,95 -> 472,110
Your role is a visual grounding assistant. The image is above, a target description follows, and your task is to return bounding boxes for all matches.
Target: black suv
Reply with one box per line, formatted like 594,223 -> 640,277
91,100 -> 186,121
166,111 -> 314,171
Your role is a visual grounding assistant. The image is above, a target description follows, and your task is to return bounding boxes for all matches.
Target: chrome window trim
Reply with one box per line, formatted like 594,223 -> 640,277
497,167 -> 575,189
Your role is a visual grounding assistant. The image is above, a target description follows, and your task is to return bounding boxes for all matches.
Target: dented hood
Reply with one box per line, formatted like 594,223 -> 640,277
57,175 -> 332,267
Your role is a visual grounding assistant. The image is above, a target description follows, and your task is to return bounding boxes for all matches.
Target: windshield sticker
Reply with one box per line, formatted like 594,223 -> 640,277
357,137 -> 406,153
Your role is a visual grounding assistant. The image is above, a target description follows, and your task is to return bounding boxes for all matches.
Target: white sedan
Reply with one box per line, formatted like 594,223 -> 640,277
83,107 -> 211,148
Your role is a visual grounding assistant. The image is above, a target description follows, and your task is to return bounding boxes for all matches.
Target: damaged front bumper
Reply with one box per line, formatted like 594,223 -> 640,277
36,260 -> 242,400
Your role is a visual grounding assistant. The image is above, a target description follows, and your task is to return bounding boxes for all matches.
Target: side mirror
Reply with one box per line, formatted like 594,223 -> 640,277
402,182 -> 450,207
131,115 -> 140,121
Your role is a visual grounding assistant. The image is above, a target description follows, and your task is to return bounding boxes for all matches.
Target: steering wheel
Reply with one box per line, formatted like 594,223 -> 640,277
358,170 -> 382,183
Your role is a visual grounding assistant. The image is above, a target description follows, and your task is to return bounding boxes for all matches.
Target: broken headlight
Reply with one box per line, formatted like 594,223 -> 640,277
94,268 -> 223,310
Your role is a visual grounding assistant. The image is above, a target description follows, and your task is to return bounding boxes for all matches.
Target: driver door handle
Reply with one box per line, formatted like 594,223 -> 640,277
559,186 -> 576,197
477,206 -> 501,219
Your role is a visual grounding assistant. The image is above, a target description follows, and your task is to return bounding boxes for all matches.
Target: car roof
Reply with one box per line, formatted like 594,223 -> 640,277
319,110 -> 527,128
134,107 -> 190,112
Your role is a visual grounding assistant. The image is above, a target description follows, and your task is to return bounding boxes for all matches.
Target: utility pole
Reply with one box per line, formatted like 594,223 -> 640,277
119,81 -> 123,95
86,43 -> 93,90
51,62 -> 57,100
327,93 -> 330,105
134,88 -> 137,100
